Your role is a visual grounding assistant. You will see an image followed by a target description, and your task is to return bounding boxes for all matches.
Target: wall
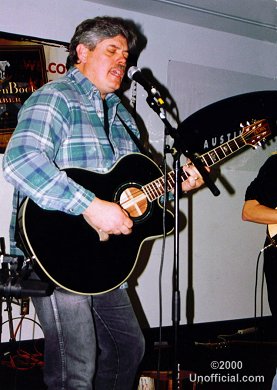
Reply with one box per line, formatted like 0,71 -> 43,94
0,0 -> 276,341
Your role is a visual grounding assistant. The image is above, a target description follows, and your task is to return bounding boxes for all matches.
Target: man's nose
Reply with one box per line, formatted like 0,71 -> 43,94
117,52 -> 127,64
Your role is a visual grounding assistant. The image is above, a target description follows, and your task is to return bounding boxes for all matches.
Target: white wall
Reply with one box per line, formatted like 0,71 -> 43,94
0,0 -> 276,341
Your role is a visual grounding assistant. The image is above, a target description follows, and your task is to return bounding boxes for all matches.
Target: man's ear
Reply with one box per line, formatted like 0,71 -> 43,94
76,44 -> 89,64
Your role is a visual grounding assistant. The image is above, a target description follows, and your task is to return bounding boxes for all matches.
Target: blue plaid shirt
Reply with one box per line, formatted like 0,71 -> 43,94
3,67 -> 140,255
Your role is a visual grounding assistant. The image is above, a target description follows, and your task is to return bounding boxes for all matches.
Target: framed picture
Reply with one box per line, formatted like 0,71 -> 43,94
0,44 -> 47,152
0,32 -> 68,153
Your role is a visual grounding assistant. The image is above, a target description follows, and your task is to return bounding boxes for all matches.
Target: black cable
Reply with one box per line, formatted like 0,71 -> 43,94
260,258 -> 265,319
156,136 -> 169,390
254,251 -> 263,319
254,248 -> 267,321
1,316 -> 43,332
1,315 -> 44,379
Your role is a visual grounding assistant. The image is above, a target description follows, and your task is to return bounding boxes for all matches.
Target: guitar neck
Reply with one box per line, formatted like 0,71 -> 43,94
142,133 -> 247,202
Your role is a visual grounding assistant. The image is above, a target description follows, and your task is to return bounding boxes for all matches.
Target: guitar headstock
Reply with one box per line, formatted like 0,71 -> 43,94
241,119 -> 271,147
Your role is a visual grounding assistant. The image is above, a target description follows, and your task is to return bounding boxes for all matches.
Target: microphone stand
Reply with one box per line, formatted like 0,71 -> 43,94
145,92 -> 220,390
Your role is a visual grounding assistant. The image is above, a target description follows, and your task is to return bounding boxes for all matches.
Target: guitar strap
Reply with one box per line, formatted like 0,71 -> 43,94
103,100 -> 115,154
116,112 -> 153,159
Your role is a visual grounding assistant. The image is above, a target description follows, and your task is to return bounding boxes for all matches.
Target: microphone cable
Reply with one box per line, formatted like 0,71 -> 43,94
254,249 -> 264,321
155,129 -> 172,390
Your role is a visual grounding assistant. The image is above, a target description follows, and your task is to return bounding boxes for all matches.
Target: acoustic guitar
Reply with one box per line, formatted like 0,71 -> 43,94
17,119 -> 271,294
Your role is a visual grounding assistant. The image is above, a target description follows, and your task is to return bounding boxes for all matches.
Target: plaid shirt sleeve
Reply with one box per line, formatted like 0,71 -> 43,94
2,87 -> 94,215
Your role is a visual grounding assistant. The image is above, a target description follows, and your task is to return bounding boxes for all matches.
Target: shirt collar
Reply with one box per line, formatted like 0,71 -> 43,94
67,67 -> 120,106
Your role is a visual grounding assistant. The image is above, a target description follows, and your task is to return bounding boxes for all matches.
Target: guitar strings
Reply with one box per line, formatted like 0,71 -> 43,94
117,124 -> 266,210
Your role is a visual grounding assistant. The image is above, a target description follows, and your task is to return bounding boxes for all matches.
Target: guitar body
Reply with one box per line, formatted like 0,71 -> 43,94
17,153 -> 174,295
17,119 -> 271,294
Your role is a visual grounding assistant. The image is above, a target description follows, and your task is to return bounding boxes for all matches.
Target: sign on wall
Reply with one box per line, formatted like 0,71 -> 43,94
0,32 -> 68,152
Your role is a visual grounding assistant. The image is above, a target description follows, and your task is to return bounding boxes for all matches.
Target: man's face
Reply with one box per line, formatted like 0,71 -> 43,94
77,35 -> 129,99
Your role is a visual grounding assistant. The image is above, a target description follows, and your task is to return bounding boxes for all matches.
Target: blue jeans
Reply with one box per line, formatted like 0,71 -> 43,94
32,287 -> 145,390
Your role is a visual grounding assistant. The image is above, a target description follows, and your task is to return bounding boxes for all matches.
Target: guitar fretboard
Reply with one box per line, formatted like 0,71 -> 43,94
143,134 -> 246,202
200,134 -> 245,166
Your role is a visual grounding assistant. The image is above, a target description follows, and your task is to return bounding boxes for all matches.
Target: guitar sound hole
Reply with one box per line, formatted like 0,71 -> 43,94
119,186 -> 149,219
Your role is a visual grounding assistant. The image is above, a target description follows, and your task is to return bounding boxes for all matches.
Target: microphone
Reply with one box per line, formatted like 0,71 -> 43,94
127,66 -> 160,97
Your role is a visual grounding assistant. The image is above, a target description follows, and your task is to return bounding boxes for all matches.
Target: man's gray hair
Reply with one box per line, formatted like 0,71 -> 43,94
67,16 -> 138,68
